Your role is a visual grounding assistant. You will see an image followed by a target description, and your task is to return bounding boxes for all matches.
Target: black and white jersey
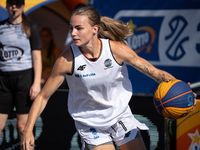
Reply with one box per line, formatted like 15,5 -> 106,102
0,19 -> 42,72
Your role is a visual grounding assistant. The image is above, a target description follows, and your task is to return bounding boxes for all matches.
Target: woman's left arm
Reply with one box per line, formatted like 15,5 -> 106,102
30,50 -> 42,100
110,41 -> 175,84
111,41 -> 196,110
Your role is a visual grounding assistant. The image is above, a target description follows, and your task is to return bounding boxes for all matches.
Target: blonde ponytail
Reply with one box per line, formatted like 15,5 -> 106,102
98,16 -> 132,45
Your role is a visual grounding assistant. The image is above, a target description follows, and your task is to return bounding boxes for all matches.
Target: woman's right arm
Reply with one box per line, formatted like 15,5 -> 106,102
21,48 -> 73,150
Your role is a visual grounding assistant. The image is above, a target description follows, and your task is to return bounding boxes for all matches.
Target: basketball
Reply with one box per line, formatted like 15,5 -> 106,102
153,79 -> 194,119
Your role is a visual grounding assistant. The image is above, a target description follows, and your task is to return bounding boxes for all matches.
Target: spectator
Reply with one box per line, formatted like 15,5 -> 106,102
40,27 -> 62,85
0,0 -> 42,148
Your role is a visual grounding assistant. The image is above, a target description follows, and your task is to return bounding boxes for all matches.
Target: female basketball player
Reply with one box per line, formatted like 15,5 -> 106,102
0,0 -> 42,148
21,6 -> 195,150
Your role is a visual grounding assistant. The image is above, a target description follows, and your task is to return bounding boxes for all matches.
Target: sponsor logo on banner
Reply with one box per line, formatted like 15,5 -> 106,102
114,10 -> 200,67
125,18 -> 159,61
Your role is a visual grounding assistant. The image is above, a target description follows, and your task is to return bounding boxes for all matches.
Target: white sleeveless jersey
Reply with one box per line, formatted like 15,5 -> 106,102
66,39 -> 133,129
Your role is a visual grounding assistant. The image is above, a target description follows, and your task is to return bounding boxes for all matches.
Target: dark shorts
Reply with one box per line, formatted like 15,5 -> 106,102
0,69 -> 34,114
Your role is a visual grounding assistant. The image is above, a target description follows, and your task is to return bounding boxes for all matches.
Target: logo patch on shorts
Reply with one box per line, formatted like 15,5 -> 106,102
90,128 -> 99,140
124,131 -> 131,138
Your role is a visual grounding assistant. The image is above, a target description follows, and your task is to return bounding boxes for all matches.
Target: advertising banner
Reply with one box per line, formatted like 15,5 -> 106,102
93,0 -> 200,94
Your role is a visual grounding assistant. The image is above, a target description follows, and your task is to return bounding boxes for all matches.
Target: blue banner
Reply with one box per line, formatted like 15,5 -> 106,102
93,0 -> 200,94
0,7 -> 8,21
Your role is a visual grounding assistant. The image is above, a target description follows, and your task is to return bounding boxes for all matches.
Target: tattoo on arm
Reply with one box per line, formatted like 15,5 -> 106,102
160,74 -> 166,83
137,64 -> 174,84
138,63 -> 155,77
156,73 -> 174,84
161,74 -> 174,82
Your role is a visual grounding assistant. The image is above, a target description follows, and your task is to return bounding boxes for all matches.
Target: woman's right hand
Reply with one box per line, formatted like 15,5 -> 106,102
20,131 -> 35,150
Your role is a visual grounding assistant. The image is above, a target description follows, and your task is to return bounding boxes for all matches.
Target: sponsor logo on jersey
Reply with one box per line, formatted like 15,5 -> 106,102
104,58 -> 113,69
0,42 -> 24,61
75,73 -> 96,78
76,65 -> 96,78
77,64 -> 86,71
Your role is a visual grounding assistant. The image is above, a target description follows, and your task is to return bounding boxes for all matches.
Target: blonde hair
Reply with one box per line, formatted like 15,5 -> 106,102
72,6 -> 132,45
